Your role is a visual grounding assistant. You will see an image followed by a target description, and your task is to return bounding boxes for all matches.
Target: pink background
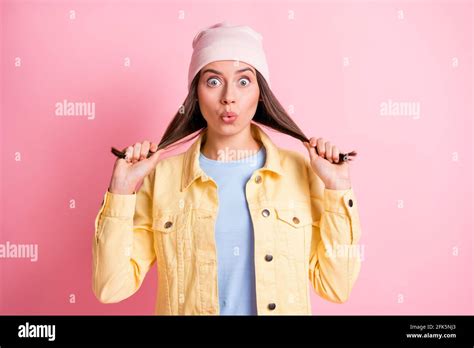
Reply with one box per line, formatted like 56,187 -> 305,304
1,0 -> 472,315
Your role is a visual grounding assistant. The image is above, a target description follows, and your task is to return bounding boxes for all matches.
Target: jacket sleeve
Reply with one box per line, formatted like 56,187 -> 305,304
305,158 -> 362,304
92,169 -> 156,304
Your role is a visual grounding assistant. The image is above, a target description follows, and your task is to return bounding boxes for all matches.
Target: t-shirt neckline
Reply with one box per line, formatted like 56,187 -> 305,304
199,146 -> 265,165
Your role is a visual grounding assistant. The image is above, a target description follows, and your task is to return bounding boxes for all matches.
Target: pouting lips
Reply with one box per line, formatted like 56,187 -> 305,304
220,115 -> 237,123
220,111 -> 238,123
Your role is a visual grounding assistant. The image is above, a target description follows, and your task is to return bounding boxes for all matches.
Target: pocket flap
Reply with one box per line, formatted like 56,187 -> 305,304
152,212 -> 179,233
275,207 -> 313,228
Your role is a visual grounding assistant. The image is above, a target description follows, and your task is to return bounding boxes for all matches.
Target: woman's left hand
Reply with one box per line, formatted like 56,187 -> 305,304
304,137 -> 352,190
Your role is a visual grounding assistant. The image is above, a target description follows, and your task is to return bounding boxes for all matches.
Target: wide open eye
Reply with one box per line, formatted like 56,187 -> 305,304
207,77 -> 222,87
238,77 -> 250,87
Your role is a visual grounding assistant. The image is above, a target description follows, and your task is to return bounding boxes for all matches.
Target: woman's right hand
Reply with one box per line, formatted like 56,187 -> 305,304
108,141 -> 164,194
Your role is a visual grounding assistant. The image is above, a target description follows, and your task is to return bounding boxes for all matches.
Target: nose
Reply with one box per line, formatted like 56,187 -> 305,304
221,98 -> 235,105
221,85 -> 236,105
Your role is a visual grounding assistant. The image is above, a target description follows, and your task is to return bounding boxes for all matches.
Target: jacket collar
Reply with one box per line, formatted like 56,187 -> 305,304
181,123 -> 284,191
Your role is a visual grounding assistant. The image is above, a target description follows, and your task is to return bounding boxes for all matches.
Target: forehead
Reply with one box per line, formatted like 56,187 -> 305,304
201,60 -> 255,72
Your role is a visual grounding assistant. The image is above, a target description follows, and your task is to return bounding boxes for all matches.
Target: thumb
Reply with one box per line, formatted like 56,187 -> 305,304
304,142 -> 318,163
147,148 -> 165,165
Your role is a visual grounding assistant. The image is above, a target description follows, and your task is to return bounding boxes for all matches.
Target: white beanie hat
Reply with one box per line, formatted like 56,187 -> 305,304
187,22 -> 270,90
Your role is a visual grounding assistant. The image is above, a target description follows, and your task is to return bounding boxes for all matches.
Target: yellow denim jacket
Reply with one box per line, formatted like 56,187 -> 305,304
92,123 -> 362,315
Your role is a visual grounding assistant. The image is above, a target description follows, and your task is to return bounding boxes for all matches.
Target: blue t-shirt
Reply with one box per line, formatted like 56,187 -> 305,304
199,146 -> 266,315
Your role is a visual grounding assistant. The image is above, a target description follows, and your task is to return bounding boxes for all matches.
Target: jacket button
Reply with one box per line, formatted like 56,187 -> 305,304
348,199 -> 353,207
261,209 -> 270,217
164,221 -> 173,229
268,303 -> 276,310
255,175 -> 262,184
292,217 -> 300,224
265,254 -> 273,262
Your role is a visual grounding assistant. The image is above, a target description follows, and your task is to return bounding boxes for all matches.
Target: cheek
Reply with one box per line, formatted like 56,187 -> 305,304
241,88 -> 260,112
197,89 -> 214,109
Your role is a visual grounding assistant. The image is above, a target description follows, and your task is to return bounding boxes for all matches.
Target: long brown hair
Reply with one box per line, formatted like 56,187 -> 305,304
111,70 -> 356,162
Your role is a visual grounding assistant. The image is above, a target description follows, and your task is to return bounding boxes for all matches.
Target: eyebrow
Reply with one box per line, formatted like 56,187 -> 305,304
201,67 -> 256,76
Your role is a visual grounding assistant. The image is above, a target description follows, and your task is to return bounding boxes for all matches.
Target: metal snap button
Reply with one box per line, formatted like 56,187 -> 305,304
348,199 -> 353,207
268,303 -> 276,310
262,209 -> 270,217
255,175 -> 262,184
265,254 -> 273,262
164,221 -> 173,229
292,217 -> 300,224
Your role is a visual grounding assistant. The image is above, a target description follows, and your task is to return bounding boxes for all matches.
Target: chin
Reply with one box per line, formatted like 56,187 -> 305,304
211,126 -> 239,137
207,120 -> 250,136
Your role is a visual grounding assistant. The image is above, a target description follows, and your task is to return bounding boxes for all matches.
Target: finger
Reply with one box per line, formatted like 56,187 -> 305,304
150,142 -> 158,153
140,140 -> 150,160
332,145 -> 340,163
325,142 -> 333,163
316,138 -> 325,158
132,143 -> 141,163
124,146 -> 133,162
308,137 -> 318,157
304,142 -> 317,162
148,148 -> 165,165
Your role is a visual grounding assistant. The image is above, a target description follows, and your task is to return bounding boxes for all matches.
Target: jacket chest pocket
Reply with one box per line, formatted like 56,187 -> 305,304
274,206 -> 312,311
152,210 -> 191,271
274,206 -> 313,263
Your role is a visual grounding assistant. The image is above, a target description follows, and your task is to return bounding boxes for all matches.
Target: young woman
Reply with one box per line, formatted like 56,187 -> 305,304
93,22 -> 362,315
